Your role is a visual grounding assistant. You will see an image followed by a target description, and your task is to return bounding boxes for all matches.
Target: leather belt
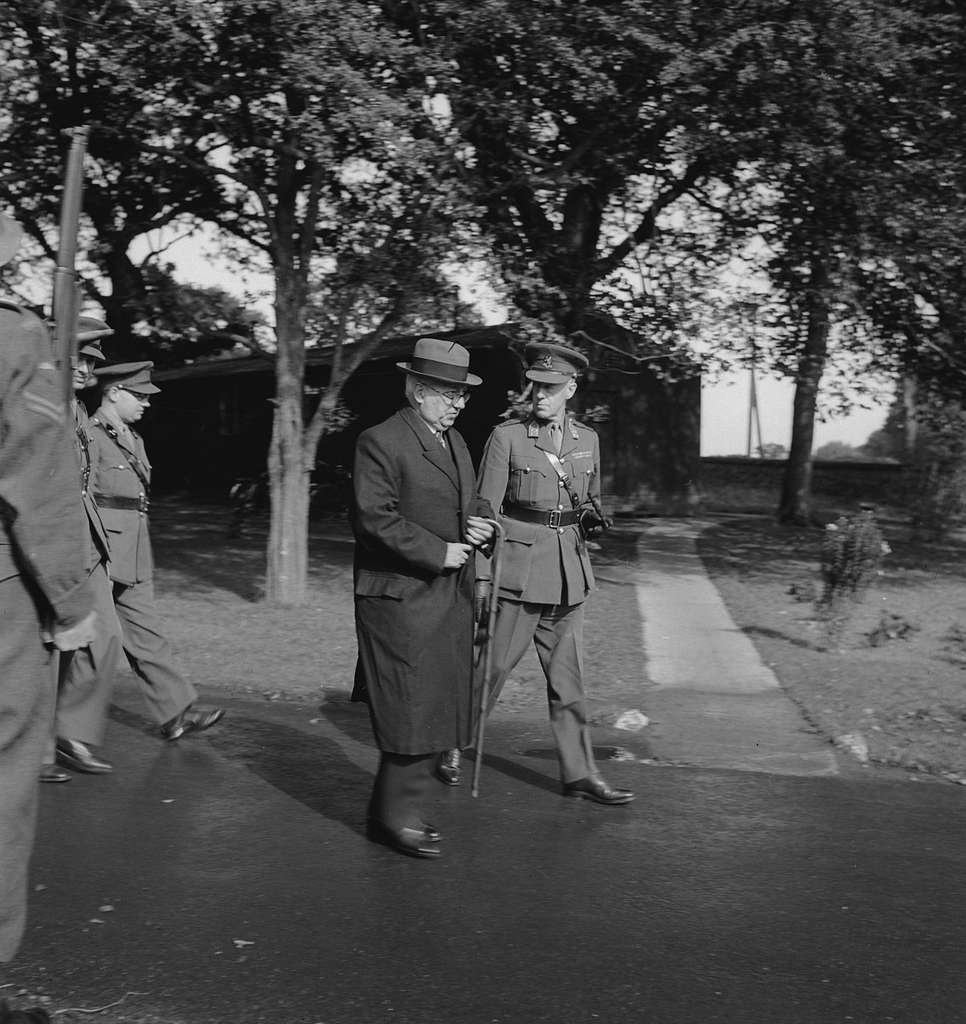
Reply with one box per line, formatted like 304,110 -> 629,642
94,494 -> 150,513
503,504 -> 579,528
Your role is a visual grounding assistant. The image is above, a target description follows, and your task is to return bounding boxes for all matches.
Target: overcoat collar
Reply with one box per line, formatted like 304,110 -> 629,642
399,405 -> 465,494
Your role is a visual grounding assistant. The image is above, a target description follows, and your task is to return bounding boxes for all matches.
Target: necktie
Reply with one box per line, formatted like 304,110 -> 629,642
437,430 -> 447,449
549,423 -> 562,454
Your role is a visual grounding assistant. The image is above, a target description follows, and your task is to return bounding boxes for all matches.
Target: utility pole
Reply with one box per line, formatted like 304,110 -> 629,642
746,310 -> 764,457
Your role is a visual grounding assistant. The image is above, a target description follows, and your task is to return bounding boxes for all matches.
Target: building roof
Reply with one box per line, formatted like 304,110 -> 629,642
150,324 -> 517,383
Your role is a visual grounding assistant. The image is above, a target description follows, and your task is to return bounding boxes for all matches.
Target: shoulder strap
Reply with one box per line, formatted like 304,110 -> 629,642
92,416 -> 151,491
543,450 -> 581,510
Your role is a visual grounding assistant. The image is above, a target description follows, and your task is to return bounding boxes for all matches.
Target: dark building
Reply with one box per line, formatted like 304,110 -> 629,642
142,324 -> 700,514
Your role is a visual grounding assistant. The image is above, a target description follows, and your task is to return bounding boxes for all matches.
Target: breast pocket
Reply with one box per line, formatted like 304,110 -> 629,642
564,457 -> 595,502
508,457 -> 548,505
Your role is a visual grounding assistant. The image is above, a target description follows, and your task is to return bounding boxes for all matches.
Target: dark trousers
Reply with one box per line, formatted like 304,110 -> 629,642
113,578 -> 197,724
0,575 -> 56,961
368,752 -> 436,831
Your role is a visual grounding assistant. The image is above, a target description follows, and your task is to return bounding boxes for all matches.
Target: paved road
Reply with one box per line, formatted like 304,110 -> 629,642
3,521 -> 964,1024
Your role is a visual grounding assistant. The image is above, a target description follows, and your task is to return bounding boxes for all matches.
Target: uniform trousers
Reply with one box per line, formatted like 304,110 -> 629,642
484,599 -> 597,784
55,559 -> 123,747
113,578 -> 197,724
0,575 -> 57,961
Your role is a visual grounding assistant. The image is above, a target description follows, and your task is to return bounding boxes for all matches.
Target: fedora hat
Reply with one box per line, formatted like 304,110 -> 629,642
0,213 -> 23,267
396,337 -> 482,388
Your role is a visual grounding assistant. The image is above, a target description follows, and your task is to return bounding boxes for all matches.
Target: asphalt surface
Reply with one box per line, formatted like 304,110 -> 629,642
3,520 -> 965,1024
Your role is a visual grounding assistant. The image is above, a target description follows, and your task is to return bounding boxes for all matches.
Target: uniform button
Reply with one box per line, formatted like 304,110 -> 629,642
557,527 -> 564,534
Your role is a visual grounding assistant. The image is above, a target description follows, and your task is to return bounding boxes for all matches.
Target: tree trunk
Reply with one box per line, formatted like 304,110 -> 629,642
777,258 -> 830,525
266,295 -> 309,606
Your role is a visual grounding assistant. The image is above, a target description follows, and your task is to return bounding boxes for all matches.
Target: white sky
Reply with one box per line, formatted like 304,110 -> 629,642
702,372 -> 890,456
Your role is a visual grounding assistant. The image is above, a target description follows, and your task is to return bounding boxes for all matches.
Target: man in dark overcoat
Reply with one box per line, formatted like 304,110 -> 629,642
457,342 -> 633,806
0,212 -> 96,960
353,337 -> 493,859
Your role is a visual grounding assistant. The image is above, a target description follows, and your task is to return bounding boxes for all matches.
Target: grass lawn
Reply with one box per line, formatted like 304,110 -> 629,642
696,512 -> 966,782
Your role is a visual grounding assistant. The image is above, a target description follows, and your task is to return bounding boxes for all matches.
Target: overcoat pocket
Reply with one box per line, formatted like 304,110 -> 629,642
354,572 -> 417,600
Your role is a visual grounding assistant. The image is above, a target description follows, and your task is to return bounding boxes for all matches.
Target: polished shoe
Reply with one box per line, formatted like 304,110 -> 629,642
435,748 -> 462,786
366,820 -> 442,859
563,776 -> 635,806
160,705 -> 226,741
39,763 -> 71,783
421,822 -> 442,843
55,738 -> 113,775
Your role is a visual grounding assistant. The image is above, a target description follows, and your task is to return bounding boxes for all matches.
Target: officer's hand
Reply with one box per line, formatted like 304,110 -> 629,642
443,542 -> 474,569
49,611 -> 98,651
465,516 -> 495,547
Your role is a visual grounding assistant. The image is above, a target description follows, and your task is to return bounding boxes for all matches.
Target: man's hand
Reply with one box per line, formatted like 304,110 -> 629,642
48,611 -> 98,651
465,516 -> 495,547
443,542 -> 474,569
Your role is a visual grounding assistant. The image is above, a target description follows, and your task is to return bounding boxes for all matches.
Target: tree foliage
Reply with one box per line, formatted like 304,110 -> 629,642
0,0 -> 479,604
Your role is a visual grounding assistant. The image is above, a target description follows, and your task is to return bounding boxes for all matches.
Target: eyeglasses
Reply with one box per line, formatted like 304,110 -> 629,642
423,383 -> 470,405
118,387 -> 151,404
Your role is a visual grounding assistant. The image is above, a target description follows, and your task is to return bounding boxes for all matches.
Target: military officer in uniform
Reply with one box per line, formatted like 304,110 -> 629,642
353,338 -> 493,859
42,318 -> 126,780
0,212 -> 96,960
444,342 -> 633,805
88,361 -> 225,741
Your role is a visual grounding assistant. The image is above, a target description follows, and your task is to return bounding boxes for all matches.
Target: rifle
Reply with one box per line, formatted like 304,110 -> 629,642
52,126 -> 89,400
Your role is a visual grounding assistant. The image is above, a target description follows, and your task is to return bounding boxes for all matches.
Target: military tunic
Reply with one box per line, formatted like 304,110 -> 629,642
475,414 -> 603,783
0,302 -> 92,960
85,413 -> 197,724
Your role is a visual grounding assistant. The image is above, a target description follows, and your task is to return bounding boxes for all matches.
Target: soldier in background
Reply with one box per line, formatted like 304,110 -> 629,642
43,318 -> 124,780
87,361 -> 225,741
0,212 -> 96,961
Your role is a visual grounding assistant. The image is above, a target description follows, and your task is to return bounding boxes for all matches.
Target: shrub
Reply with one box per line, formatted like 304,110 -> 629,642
909,403 -> 966,541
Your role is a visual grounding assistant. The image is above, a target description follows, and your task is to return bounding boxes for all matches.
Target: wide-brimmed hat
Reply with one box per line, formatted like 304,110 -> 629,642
0,213 -> 23,267
524,342 -> 590,383
396,337 -> 482,388
94,360 -> 160,395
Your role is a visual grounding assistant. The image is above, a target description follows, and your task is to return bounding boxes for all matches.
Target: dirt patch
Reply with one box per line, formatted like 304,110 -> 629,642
696,513 -> 966,782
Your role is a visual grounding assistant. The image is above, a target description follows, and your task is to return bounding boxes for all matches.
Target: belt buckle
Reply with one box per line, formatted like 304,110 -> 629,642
547,509 -> 561,528
139,496 -> 150,513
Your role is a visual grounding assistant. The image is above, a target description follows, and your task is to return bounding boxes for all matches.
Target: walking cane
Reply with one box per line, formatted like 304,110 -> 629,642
472,518 -> 505,798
